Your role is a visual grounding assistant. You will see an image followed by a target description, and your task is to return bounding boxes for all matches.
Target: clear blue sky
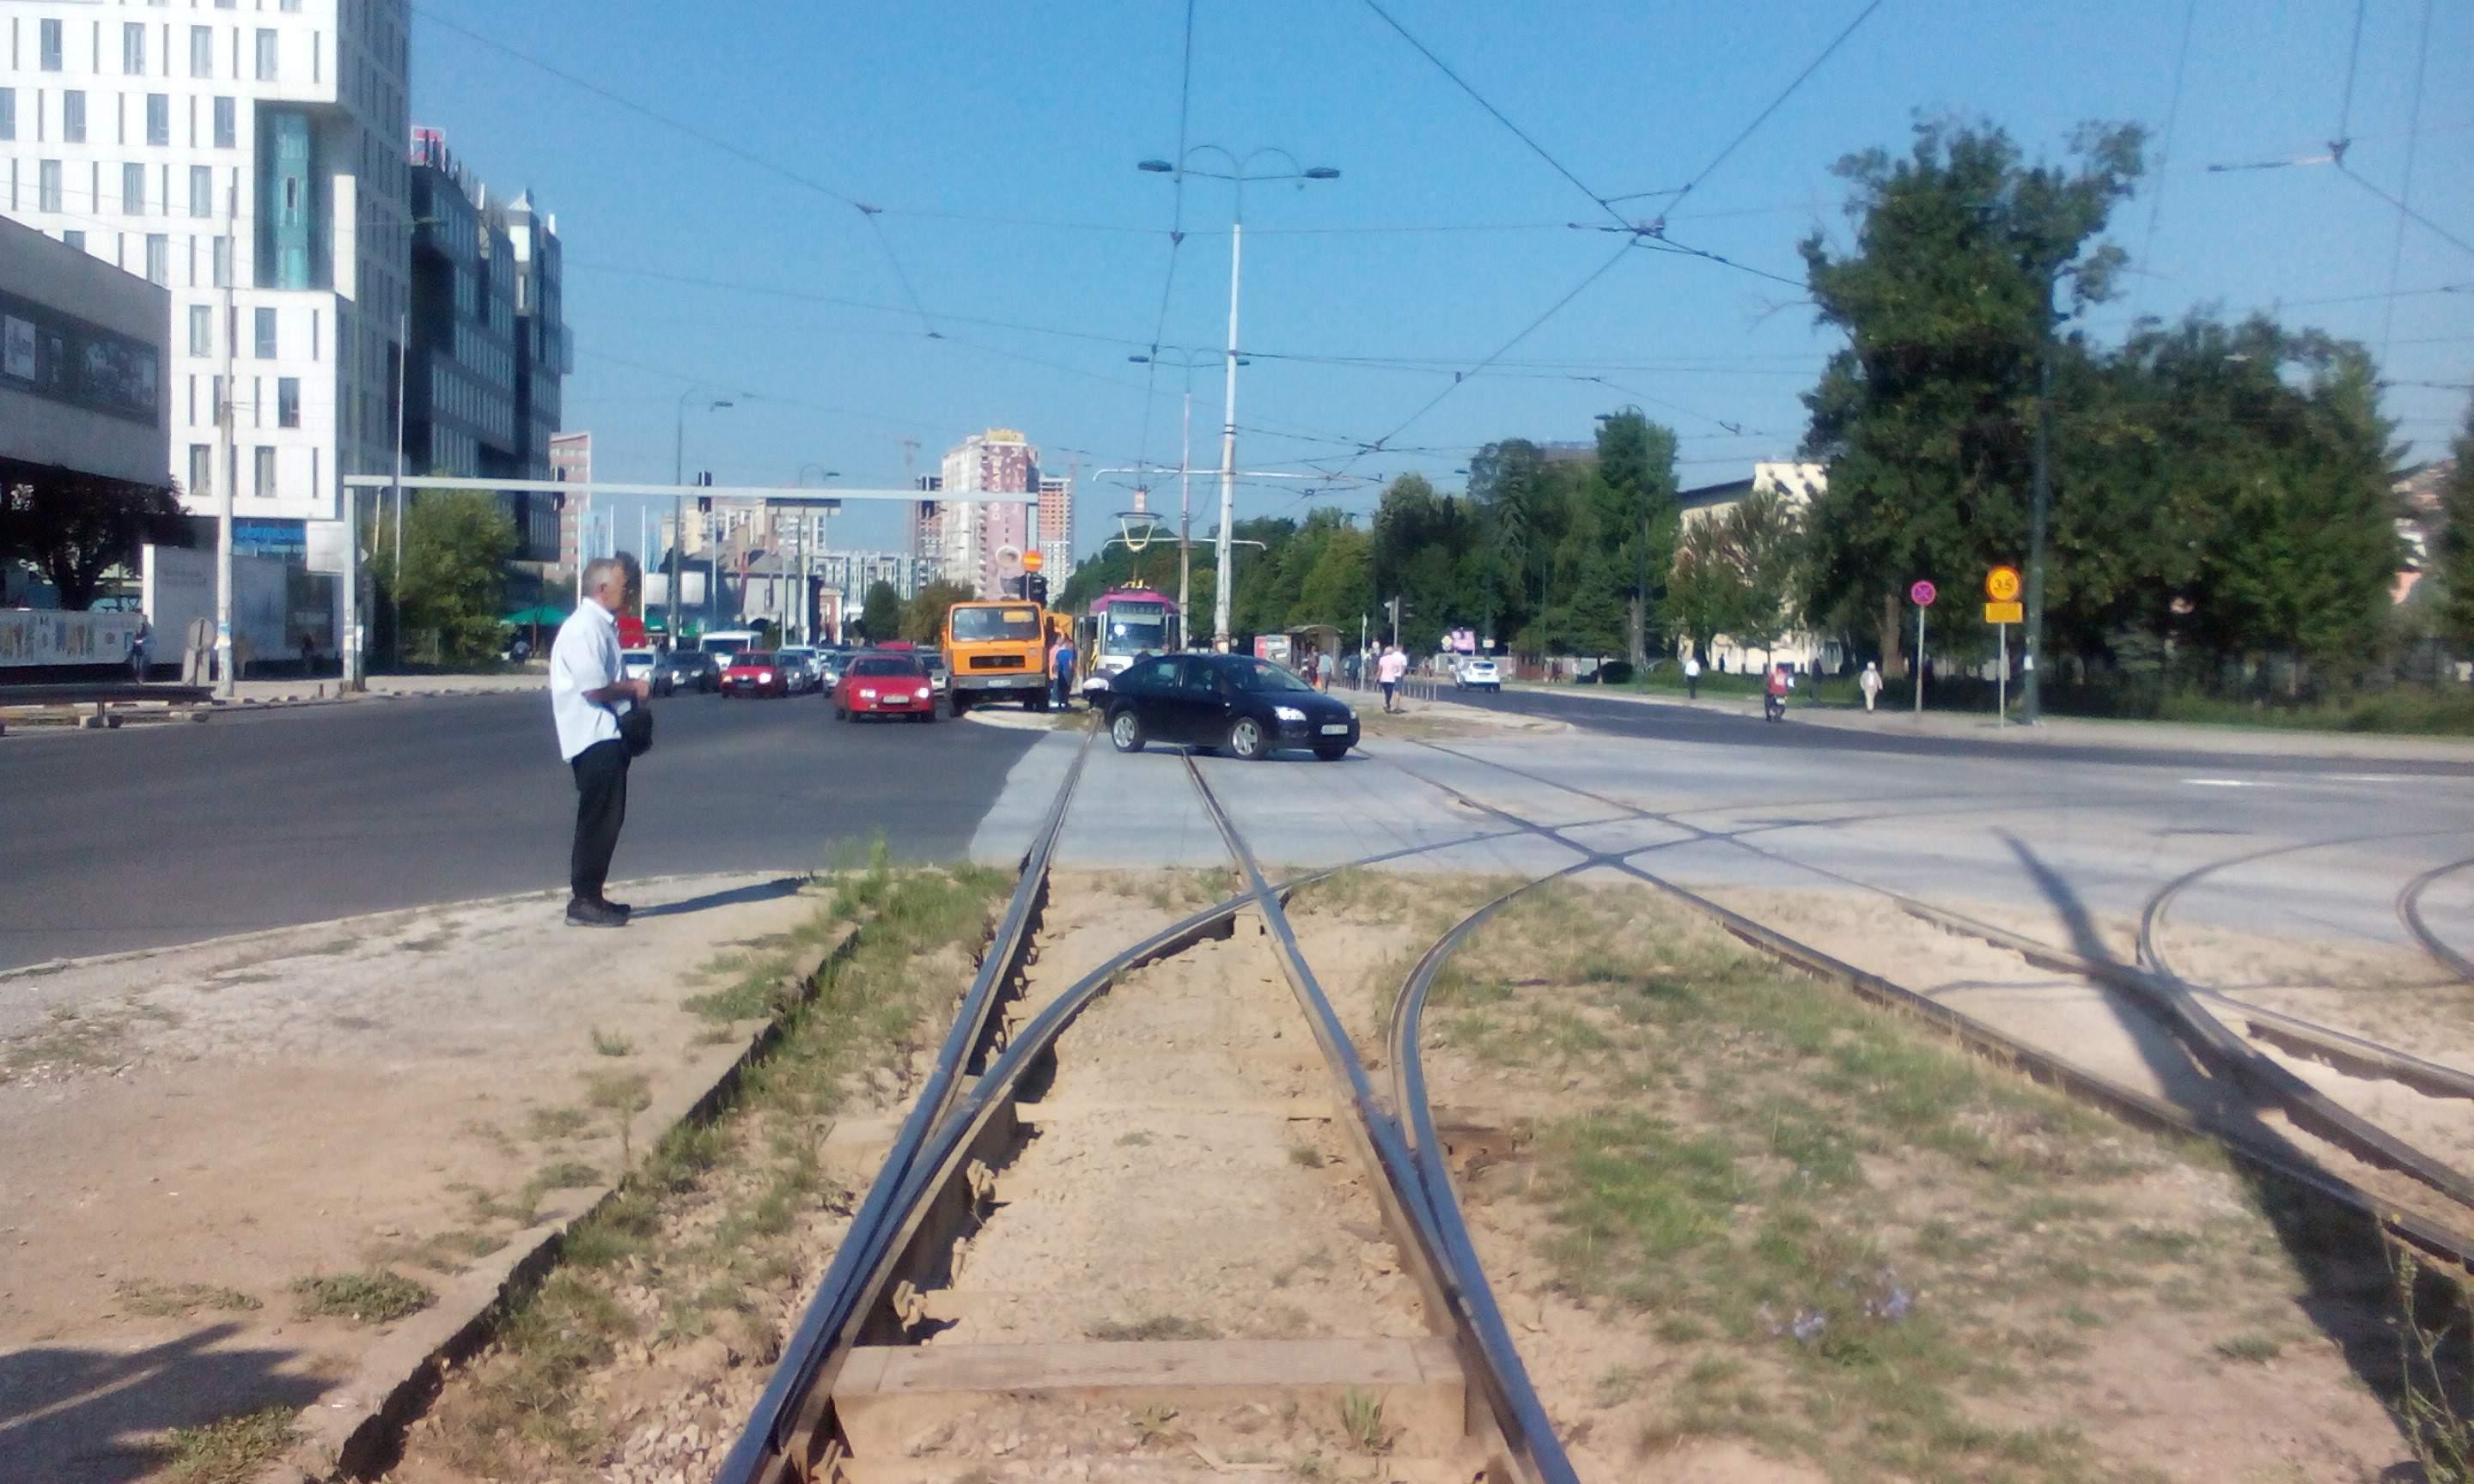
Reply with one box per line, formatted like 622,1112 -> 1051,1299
411,0 -> 2473,557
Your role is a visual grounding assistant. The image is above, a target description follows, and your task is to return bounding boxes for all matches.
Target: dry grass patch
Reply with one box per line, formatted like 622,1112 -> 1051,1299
290,1268 -> 435,1325
150,1406 -> 300,1484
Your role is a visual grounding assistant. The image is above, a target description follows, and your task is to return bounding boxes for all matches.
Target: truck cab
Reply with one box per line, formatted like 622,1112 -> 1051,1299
941,602 -> 1050,712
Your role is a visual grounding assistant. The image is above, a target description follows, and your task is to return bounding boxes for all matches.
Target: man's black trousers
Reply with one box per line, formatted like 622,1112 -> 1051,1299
570,738 -> 631,903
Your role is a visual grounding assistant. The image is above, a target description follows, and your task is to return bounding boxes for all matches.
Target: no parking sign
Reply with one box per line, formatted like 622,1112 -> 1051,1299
1909,580 -> 1936,607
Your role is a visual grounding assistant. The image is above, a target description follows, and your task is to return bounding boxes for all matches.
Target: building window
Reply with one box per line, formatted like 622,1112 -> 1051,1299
61,90 -> 85,144
189,304 -> 212,356
254,446 -> 276,499
63,229 -> 86,252
40,20 -> 64,71
212,236 -> 231,288
123,162 -> 145,215
190,445 -> 212,496
211,374 -> 226,421
254,30 -> 278,82
124,23 -> 147,76
145,234 -> 168,286
191,165 -> 211,218
277,377 -> 301,428
0,89 -> 13,143
147,94 -> 169,147
39,160 -> 63,213
255,307 -> 277,359
191,26 -> 214,78
214,97 -> 236,149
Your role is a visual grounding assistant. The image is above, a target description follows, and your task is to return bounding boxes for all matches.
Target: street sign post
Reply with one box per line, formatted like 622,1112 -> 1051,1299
1985,568 -> 2022,725
1909,581 -> 1935,714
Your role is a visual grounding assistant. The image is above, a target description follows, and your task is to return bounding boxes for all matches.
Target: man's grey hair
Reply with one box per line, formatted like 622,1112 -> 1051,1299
583,556 -> 627,593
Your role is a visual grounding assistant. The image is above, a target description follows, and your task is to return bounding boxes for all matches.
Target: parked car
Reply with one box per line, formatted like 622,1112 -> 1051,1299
720,650 -> 789,699
835,651 -> 937,723
621,648 -> 660,690
1104,653 -> 1357,761
775,646 -> 821,694
653,649 -> 719,696
1453,656 -> 1502,692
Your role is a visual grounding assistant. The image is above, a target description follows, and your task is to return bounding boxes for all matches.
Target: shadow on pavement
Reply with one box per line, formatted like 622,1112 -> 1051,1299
2002,833 -> 2426,1458
629,876 -> 807,921
0,1323 -> 330,1483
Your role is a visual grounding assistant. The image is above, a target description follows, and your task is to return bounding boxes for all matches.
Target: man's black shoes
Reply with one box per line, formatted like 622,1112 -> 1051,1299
566,897 -> 628,928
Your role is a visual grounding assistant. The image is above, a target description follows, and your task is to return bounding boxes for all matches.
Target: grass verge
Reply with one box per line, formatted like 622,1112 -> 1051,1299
151,1406 -> 300,1484
405,854 -> 1008,1477
1417,880 -> 2392,1483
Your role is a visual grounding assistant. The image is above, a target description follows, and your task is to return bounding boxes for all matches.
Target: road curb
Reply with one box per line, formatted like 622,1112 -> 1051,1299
265,886 -> 850,1482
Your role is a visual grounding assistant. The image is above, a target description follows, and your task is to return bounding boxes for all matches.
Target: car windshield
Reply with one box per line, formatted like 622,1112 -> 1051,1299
734,652 -> 774,666
703,637 -> 750,659
949,606 -> 1041,643
1100,611 -> 1169,654
1222,658 -> 1314,693
850,656 -> 920,677
622,650 -> 655,664
779,648 -> 814,661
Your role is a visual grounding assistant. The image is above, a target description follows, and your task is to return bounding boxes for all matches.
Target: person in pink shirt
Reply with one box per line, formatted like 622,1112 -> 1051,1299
1376,644 -> 1409,713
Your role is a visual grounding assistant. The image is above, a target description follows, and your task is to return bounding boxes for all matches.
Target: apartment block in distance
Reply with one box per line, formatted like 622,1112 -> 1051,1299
939,427 -> 1037,599
2,0 -> 414,581
1037,471 -> 1073,588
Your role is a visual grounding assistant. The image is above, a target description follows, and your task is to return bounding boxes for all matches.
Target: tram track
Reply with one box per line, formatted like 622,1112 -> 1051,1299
716,733 -> 1582,1484
2399,855 -> 2474,983
1362,737 -> 2474,1268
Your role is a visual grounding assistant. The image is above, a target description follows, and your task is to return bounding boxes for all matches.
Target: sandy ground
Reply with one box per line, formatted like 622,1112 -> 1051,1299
0,873 -> 821,1483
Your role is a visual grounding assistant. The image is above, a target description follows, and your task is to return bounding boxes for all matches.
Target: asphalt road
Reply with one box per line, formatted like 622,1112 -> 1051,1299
1413,681 -> 2474,777
0,690 -> 1040,970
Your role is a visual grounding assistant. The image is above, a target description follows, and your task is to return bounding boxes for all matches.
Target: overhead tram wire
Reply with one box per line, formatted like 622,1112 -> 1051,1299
1648,0 -> 1888,228
2377,0 -> 2438,361
1133,0 -> 1200,499
2130,0 -> 2200,320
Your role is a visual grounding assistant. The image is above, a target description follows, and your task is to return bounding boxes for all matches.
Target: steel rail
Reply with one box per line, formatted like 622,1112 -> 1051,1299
715,799 -> 1587,1484
1362,745 -> 2474,1268
2136,828 -> 2470,985
716,725 -> 1096,1484
1180,756 -> 1581,1484
2399,855 -> 2474,982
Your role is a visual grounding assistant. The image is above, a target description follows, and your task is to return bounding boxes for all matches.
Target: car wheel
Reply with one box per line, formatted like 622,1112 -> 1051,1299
1227,716 -> 1268,761
1313,743 -> 1350,761
1109,709 -> 1145,753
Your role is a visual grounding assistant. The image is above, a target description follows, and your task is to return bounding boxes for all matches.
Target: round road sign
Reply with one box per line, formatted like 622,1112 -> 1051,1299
1022,550 -> 1045,574
1910,580 -> 1937,607
1986,565 -> 2021,603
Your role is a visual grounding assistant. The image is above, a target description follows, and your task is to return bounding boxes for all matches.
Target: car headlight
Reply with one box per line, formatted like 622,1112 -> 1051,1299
916,687 -> 932,701
857,688 -> 878,699
1273,705 -> 1307,722
758,671 -> 773,683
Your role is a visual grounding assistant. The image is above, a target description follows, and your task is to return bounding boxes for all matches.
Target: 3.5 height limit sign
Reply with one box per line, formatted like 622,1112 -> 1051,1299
1986,566 -> 2023,723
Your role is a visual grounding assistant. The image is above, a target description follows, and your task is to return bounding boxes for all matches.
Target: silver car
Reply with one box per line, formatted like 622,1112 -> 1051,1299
775,646 -> 822,694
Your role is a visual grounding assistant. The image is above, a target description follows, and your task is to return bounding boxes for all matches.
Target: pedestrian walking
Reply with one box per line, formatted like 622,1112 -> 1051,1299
1683,653 -> 1701,701
551,557 -> 650,928
1377,643 -> 1408,713
1859,661 -> 1883,714
1051,629 -> 1078,709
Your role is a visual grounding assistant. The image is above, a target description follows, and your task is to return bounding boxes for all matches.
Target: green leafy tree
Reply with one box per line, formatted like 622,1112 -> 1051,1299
1055,539 -> 1182,614
1291,523 -> 1374,630
1721,489 -> 1807,667
2434,400 -> 2474,663
369,490 -> 515,665
857,581 -> 903,643
1800,120 -> 2145,678
0,473 -> 190,611
1587,410 -> 1683,664
901,578 -> 978,644
1667,516 -> 1738,663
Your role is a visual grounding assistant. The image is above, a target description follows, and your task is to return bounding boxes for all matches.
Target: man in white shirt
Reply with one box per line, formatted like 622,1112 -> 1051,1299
1376,644 -> 1409,713
551,558 -> 650,928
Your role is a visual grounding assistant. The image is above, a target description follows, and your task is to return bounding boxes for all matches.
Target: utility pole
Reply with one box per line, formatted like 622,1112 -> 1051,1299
2022,267 -> 2057,725
1179,387 -> 1193,645
391,309 -> 408,671
215,185 -> 237,700
1213,218 -> 1242,653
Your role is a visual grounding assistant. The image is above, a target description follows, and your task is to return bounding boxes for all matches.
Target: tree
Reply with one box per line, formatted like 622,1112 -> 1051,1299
1587,410 -> 1683,665
1291,523 -> 1374,631
1801,120 -> 2145,678
901,579 -> 976,643
2434,399 -> 2474,664
1667,516 -> 1736,663
857,581 -> 903,643
0,474 -> 190,611
1721,489 -> 1807,668
369,490 -> 515,665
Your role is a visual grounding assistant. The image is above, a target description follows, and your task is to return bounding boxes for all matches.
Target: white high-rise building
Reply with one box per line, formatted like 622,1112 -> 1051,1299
2,0 -> 412,569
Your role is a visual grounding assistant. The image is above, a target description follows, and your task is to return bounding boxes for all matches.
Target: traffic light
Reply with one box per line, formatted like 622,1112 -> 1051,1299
696,496 -> 712,514
696,471 -> 714,487
1027,574 -> 1049,605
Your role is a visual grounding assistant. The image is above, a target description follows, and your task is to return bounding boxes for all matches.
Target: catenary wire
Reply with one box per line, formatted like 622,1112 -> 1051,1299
1651,0 -> 1889,226
2377,0 -> 2438,361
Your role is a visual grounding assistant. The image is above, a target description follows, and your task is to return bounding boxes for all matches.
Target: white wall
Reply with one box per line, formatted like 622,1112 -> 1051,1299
143,542 -> 289,666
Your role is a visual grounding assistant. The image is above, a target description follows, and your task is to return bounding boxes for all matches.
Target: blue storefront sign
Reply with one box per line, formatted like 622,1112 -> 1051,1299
233,518 -> 307,559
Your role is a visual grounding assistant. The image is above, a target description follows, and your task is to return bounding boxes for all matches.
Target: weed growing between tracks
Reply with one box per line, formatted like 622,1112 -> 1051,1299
1399,879 -> 2409,1483
392,855 -> 1007,1481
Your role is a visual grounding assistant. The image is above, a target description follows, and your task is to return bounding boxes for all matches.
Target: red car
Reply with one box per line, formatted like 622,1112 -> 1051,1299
720,650 -> 788,699
835,652 -> 937,723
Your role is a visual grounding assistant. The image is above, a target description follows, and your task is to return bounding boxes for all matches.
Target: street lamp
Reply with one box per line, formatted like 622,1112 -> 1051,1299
1128,348 -> 1248,639
791,465 -> 841,643
667,391 -> 735,643
1138,148 -> 1340,650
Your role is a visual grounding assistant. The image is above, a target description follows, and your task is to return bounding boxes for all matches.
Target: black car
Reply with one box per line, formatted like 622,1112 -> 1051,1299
655,649 -> 720,696
1104,653 -> 1359,761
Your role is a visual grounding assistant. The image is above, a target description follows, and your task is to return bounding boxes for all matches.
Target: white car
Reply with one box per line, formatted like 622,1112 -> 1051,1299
1454,657 -> 1501,691
621,648 -> 659,686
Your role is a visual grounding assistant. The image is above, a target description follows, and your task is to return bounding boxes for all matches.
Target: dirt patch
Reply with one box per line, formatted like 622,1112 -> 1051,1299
1307,873 -> 2415,1482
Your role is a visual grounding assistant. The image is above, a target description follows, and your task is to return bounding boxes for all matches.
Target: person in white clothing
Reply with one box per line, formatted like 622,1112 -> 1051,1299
1859,661 -> 1884,714
551,558 -> 650,928
1376,644 -> 1409,713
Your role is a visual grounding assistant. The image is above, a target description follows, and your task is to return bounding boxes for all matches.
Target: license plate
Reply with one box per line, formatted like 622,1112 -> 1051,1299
1319,723 -> 1350,735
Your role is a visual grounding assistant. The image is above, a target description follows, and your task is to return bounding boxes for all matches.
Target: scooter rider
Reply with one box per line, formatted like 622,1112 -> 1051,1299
1764,661 -> 1792,721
